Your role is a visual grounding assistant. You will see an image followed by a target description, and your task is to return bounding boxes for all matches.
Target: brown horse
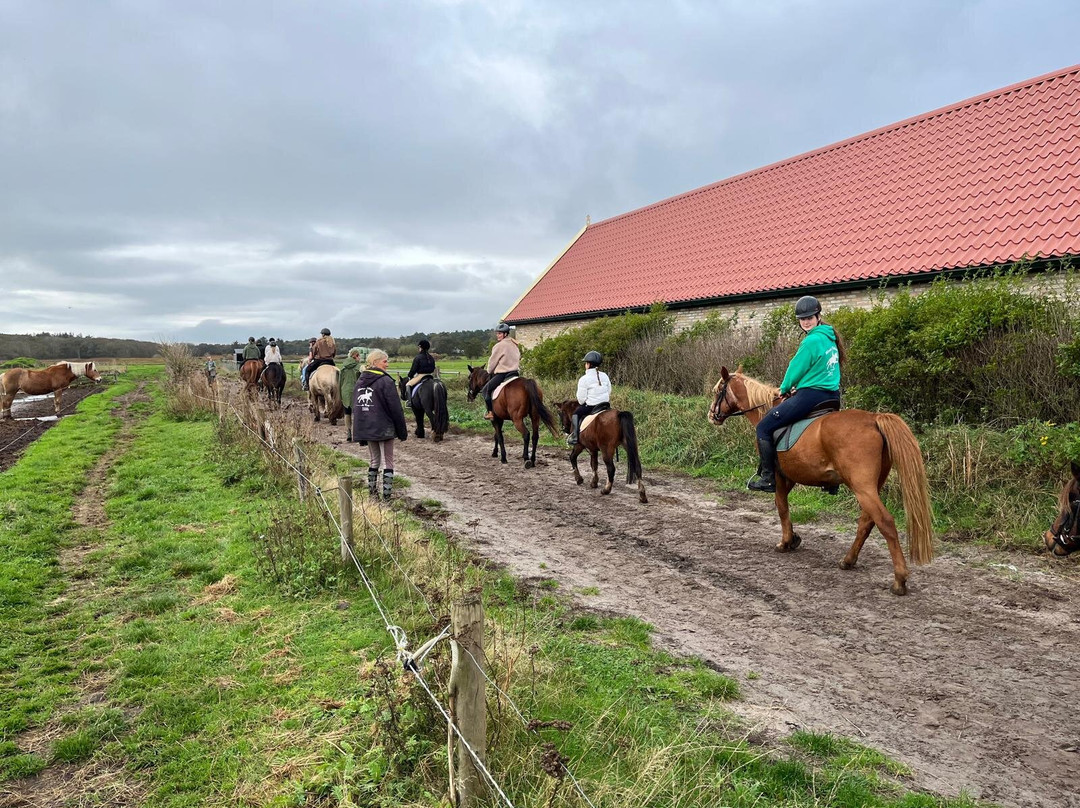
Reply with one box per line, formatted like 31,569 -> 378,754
1,361 -> 101,419
466,366 -> 558,467
239,359 -> 265,398
1044,460 -> 1080,556
709,366 -> 933,595
555,401 -> 647,503
308,364 -> 343,424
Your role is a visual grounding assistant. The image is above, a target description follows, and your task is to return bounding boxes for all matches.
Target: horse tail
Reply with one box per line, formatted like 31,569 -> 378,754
433,380 -> 450,434
523,379 -> 560,438
875,414 -> 934,565
619,411 -> 643,484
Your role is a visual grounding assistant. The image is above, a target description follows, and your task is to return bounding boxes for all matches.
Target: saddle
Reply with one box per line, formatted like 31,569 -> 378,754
408,374 -> 432,402
773,402 -> 841,452
491,375 -> 519,400
579,404 -> 611,436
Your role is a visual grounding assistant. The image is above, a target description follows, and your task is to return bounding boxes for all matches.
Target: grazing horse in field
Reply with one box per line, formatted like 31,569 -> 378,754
709,366 -> 933,595
397,374 -> 449,441
555,400 -> 647,503
308,364 -> 343,424
262,363 -> 286,407
1,361 -> 102,419
466,366 -> 558,468
1045,460 -> 1080,557
239,359 -> 265,398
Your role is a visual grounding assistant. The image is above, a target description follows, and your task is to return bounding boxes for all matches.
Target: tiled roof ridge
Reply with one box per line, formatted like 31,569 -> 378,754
590,63 -> 1080,231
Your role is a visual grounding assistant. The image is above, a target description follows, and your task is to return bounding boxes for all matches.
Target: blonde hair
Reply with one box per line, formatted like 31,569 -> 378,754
366,349 -> 388,367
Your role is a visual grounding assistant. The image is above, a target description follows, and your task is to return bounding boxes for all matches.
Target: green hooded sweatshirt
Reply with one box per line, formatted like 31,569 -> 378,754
779,324 -> 840,395
339,356 -> 363,405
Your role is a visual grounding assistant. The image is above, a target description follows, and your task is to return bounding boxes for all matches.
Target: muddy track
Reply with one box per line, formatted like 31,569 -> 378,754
312,414 -> 1077,807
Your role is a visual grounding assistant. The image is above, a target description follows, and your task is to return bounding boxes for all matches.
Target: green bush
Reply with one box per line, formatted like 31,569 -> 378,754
0,357 -> 37,369
521,304 -> 672,380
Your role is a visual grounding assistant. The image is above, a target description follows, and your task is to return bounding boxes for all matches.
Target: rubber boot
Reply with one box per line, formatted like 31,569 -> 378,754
345,414 -> 352,441
382,470 -> 394,501
747,434 -> 777,492
367,467 -> 379,496
567,414 -> 580,446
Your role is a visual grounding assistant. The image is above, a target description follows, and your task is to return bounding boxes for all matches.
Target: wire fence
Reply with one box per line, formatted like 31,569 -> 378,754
199,383 -> 600,807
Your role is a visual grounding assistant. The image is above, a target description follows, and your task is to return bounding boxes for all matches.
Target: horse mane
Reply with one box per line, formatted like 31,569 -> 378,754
736,372 -> 780,411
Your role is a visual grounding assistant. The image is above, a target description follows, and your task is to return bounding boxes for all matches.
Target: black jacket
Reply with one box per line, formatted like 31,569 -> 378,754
352,369 -> 408,442
407,351 -> 436,379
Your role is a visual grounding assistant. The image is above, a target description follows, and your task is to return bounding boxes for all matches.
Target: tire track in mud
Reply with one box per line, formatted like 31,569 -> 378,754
311,421 -> 1080,808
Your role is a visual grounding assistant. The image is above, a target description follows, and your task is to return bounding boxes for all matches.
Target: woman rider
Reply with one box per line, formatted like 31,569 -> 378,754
405,339 -> 437,398
567,350 -> 611,445
481,323 -> 520,420
747,295 -> 844,493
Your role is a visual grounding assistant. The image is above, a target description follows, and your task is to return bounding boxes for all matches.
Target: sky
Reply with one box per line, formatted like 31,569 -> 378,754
2,0 -> 1079,344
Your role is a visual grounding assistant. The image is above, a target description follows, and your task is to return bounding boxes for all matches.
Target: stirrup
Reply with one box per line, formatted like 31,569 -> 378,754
566,434 -> 577,446
483,411 -> 494,420
747,473 -> 776,493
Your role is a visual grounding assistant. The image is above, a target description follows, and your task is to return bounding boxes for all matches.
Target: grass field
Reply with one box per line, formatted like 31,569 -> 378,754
0,367 -> 985,806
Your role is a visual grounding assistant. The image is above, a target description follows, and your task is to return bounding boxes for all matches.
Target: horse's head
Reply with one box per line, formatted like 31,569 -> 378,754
397,373 -> 407,400
84,362 -> 102,382
553,400 -> 574,434
465,364 -> 489,402
708,366 -> 741,425
1046,460 -> 1080,556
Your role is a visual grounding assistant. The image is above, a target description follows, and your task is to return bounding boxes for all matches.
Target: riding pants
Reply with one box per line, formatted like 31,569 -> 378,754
755,387 -> 840,475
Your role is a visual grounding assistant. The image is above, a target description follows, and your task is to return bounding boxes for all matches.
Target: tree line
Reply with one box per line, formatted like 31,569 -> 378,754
0,329 -> 494,362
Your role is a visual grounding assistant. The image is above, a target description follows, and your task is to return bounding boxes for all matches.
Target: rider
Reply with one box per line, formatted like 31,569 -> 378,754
241,336 -> 261,370
258,338 -> 283,385
747,295 -> 843,493
256,336 -> 268,360
339,346 -> 364,442
302,329 -> 337,390
405,339 -> 437,399
567,351 -> 611,445
481,323 -> 520,420
300,337 -> 317,389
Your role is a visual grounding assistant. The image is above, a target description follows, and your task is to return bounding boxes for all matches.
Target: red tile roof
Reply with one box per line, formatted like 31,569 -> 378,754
505,64 -> 1080,323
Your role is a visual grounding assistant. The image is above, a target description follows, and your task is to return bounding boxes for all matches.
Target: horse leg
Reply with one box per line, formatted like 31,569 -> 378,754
851,486 -> 910,595
1,390 -> 11,419
412,403 -> 425,438
54,389 -> 63,415
513,415 -> 531,467
494,418 -> 507,463
569,445 -> 585,484
773,477 -> 801,551
841,508 -> 876,570
601,448 -> 615,495
589,449 -> 599,489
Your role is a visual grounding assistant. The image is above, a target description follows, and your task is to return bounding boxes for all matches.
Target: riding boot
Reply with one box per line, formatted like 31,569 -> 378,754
747,433 -> 777,492
345,414 -> 352,441
381,470 -> 394,501
367,467 -> 379,496
567,414 -> 580,446
483,393 -> 494,420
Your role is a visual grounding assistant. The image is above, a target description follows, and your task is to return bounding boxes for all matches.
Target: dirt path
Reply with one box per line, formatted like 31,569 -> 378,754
305,418 -> 1080,808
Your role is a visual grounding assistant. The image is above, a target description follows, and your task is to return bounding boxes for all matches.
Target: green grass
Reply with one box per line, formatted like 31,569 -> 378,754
0,370 -> 992,807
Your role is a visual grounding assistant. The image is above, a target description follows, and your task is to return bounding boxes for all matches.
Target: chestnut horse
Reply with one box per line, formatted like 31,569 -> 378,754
709,366 -> 933,595
1,361 -> 101,419
466,366 -> 558,468
555,401 -> 647,503
239,359 -> 265,398
1044,460 -> 1080,557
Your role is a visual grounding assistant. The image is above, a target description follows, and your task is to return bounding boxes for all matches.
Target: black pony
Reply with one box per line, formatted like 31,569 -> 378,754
397,374 -> 450,441
262,362 -> 286,407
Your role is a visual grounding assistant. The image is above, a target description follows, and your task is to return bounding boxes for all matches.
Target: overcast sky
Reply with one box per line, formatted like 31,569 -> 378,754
2,0 -> 1078,343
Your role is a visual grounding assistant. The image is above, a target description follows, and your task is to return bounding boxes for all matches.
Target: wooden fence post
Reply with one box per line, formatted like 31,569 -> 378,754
338,475 -> 353,562
449,593 -> 486,807
293,438 -> 307,499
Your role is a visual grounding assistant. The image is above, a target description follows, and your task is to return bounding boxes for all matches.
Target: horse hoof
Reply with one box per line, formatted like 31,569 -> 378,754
433,435 -> 442,443
839,559 -> 856,570
575,478 -> 584,486
601,488 -> 611,495
639,494 -> 648,504
525,460 -> 534,469
790,533 -> 802,549
891,580 -> 908,596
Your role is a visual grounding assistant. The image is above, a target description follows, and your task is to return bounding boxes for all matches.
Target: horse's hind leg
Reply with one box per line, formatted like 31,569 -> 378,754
841,509 -> 876,570
589,450 -> 599,489
851,486 -> 909,595
601,450 -> 615,495
513,416 -> 531,468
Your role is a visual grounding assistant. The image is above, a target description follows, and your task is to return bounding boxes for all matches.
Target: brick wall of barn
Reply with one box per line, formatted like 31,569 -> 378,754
512,270 -> 1073,348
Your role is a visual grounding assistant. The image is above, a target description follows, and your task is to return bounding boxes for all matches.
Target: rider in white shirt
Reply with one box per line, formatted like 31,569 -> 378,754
568,350 -> 611,445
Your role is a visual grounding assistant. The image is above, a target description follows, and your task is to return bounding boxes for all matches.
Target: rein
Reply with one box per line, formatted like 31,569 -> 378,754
1051,494 -> 1080,544
710,379 -> 773,424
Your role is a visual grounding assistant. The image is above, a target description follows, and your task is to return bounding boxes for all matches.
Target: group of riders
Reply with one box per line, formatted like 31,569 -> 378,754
208,294 -> 842,498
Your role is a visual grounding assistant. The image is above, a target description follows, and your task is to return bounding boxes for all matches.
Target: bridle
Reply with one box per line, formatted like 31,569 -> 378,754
708,378 -> 770,425
1049,488 -> 1080,549
465,369 -> 487,402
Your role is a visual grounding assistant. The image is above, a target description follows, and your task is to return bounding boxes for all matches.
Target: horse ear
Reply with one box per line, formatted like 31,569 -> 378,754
1071,460 -> 1080,481
720,366 -> 730,381
467,364 -> 473,371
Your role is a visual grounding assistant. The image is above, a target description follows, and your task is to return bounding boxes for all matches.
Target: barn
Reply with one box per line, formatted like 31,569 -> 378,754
503,64 -> 1080,347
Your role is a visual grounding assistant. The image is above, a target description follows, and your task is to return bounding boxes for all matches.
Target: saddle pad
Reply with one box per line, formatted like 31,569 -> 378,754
580,411 -> 604,434
492,377 -> 517,400
408,374 -> 431,402
775,408 -> 838,452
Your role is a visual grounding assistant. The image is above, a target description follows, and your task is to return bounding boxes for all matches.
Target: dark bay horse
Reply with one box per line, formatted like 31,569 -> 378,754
262,363 -> 286,407
239,359 -> 265,398
1,361 -> 101,419
397,374 -> 449,441
709,366 -> 933,595
466,366 -> 558,468
555,401 -> 647,503
1045,460 -> 1080,557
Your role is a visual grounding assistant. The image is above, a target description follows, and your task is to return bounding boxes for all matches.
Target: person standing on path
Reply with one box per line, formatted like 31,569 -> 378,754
351,349 -> 407,500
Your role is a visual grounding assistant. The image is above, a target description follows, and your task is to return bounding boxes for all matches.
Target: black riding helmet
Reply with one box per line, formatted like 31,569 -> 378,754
418,339 -> 431,351
320,327 -> 331,336
583,350 -> 602,366
795,295 -> 822,319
